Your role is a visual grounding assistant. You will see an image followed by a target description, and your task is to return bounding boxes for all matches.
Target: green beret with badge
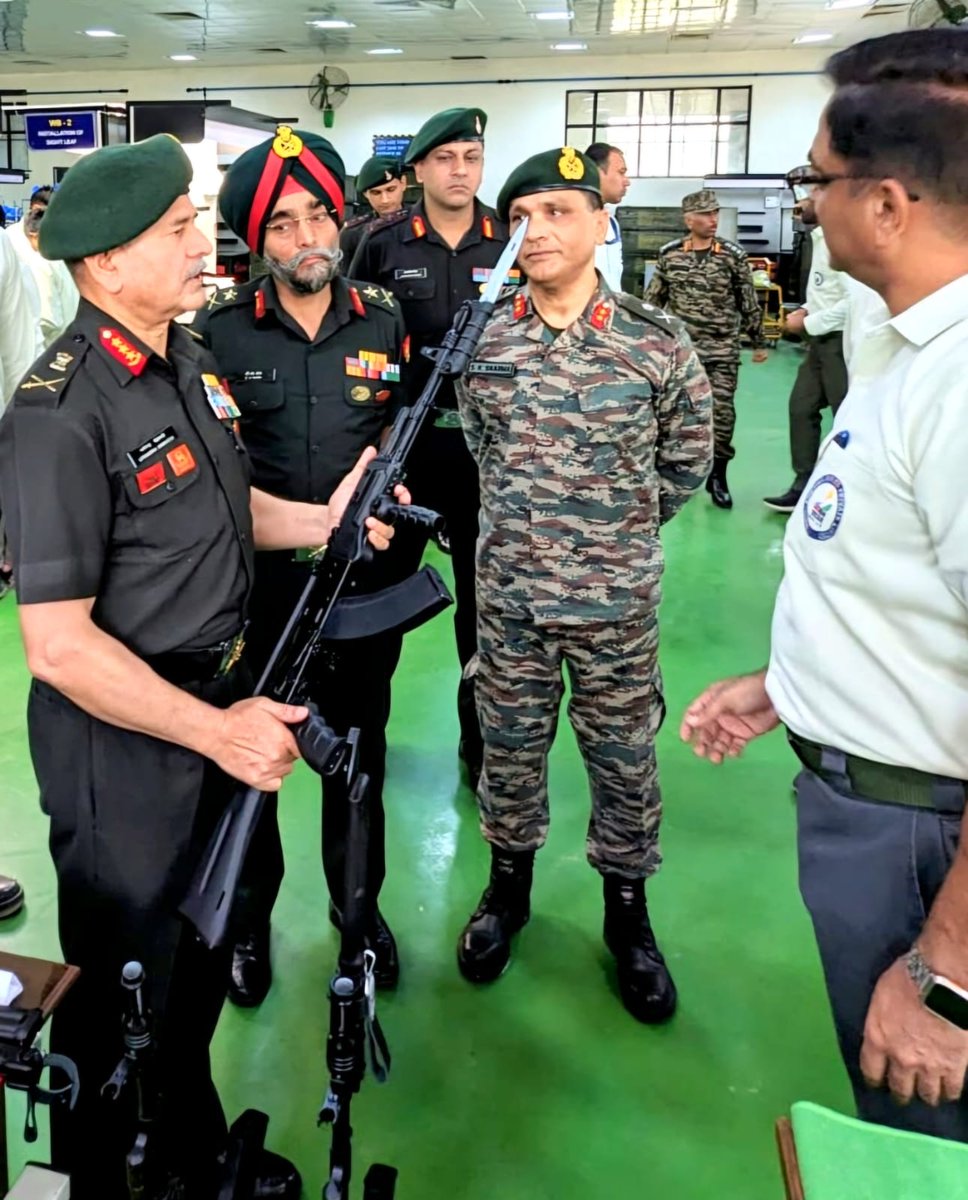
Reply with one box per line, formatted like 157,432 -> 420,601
495,146 -> 602,223
356,155 -> 404,195
219,125 -> 347,254
39,134 -> 193,262
403,107 -> 487,166
682,188 -> 720,214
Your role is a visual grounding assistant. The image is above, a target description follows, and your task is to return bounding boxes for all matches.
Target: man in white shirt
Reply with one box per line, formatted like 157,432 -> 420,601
763,191 -> 849,512
682,28 -> 968,1141
7,189 -> 79,351
0,227 -> 35,405
586,143 -> 629,291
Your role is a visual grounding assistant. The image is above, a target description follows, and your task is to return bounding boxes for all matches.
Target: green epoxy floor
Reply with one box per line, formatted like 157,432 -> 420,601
1,342 -> 852,1197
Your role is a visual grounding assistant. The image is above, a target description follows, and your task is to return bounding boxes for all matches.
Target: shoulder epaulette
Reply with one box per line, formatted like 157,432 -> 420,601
364,209 -> 411,241
614,292 -> 680,337
717,238 -> 747,258
659,237 -> 686,254
183,325 -> 205,343
200,279 -> 260,317
344,212 -> 372,230
346,280 -> 398,314
14,331 -> 89,407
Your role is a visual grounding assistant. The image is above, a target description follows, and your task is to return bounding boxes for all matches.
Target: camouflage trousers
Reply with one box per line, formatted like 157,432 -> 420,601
476,604 -> 665,878
700,357 -> 740,462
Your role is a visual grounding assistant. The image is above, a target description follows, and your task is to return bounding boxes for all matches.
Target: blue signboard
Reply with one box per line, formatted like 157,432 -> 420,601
372,134 -> 413,162
25,111 -> 99,153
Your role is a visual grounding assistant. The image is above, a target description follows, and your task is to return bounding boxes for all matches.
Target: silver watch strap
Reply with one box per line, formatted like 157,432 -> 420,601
906,946 -> 934,995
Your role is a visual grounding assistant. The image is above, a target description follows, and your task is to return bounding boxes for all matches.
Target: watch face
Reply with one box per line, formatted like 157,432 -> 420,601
925,980 -> 968,1031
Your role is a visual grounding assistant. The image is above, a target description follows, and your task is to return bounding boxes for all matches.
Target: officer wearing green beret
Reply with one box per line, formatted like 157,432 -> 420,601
351,106 -> 509,790
644,187 -> 767,509
0,133 -> 400,1199
340,154 -> 409,267
196,127 -> 407,1003
455,148 -> 713,1023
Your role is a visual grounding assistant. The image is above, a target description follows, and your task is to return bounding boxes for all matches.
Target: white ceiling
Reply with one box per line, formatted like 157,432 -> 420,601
0,0 -> 913,74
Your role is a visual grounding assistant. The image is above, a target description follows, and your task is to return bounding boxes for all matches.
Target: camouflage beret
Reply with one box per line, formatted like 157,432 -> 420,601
403,108 -> 486,165
357,155 -> 404,195
39,135 -> 192,262
496,147 -> 601,223
219,126 -> 346,254
682,188 -> 720,214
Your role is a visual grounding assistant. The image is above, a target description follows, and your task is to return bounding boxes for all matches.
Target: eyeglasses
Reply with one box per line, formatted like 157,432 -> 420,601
264,210 -> 333,238
785,165 -> 920,202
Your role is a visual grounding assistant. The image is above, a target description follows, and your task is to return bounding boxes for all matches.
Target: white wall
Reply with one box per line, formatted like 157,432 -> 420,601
2,48 -> 833,210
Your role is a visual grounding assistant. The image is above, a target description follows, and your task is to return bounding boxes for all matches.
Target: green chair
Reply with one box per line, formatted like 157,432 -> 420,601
776,1102 -> 968,1199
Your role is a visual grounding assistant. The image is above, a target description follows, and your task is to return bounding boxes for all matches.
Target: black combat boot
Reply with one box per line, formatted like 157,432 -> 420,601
708,458 -> 733,509
603,876 -> 678,1024
457,848 -> 535,983
763,481 -> 804,513
227,923 -> 272,1008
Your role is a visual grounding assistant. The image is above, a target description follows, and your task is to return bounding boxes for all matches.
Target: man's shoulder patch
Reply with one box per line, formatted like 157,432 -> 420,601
14,333 -> 89,408
348,280 -> 398,313
659,237 -> 686,255
614,292 -> 680,337
201,280 -> 257,317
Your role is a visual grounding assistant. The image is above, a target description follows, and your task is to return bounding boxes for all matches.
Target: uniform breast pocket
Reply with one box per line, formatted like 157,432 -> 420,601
576,381 -> 655,445
231,379 -> 285,416
120,455 -> 201,510
393,276 -> 436,302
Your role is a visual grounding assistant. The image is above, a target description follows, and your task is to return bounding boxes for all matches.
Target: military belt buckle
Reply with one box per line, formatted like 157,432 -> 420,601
217,630 -> 246,677
433,410 -> 464,431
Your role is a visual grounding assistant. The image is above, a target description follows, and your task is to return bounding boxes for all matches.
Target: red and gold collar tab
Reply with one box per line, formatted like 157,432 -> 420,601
348,286 -> 367,318
411,214 -> 427,239
99,327 -> 148,376
481,214 -> 494,239
512,291 -> 528,322
589,300 -> 613,331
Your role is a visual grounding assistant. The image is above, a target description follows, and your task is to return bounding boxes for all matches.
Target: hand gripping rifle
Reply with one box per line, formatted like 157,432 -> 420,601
180,217 -> 528,952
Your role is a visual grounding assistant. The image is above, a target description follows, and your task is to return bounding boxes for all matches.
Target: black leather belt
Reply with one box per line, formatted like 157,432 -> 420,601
788,731 -> 967,813
146,629 -> 246,685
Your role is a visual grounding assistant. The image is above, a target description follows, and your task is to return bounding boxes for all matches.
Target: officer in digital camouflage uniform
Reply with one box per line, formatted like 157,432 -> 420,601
340,154 -> 408,269
644,188 -> 767,509
455,147 -> 713,1023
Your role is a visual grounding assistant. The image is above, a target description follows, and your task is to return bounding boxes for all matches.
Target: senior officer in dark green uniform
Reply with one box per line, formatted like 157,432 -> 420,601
351,107 -> 509,788
340,154 -> 409,267
0,135 -> 399,1200
197,127 -> 407,1003
644,188 -> 767,510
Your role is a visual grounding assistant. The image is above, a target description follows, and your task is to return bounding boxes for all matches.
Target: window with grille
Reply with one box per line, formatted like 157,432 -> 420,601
565,86 -> 751,178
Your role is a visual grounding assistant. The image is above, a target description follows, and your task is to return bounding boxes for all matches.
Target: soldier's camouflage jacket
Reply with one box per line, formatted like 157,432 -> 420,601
643,236 -> 764,362
456,282 -> 713,625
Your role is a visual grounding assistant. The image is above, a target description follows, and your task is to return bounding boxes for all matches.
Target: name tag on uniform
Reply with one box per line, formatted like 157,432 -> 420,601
394,267 -> 428,281
240,369 -> 277,383
467,360 -> 516,378
127,425 -> 177,468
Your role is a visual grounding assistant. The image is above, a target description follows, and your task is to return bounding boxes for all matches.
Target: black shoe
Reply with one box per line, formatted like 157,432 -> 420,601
253,1149 -> 301,1200
457,848 -> 534,984
227,924 -> 272,1008
763,485 -> 803,513
708,458 -> 733,510
0,874 -> 24,920
328,903 -> 400,990
603,877 -> 678,1024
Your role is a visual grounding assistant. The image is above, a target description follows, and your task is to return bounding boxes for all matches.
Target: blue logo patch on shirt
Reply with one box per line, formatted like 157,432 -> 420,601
803,474 -> 845,541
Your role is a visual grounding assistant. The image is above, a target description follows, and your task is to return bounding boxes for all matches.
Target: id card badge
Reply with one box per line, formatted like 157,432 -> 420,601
201,373 -> 241,421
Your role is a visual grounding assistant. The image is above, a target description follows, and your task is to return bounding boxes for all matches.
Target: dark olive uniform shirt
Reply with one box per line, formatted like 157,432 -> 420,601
350,197 -> 508,411
193,275 -> 406,503
0,299 -> 253,656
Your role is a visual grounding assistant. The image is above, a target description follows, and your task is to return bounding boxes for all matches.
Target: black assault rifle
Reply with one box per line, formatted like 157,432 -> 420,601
180,216 -> 529,952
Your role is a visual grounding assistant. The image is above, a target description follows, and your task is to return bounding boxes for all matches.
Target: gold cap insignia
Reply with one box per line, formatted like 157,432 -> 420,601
351,385 -> 371,403
273,124 -> 304,159
558,147 -> 584,181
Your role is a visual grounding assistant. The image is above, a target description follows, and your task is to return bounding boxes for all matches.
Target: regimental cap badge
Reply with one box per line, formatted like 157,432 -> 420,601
384,169 -> 393,182
558,147 -> 584,182
272,124 -> 304,159
475,114 -> 483,135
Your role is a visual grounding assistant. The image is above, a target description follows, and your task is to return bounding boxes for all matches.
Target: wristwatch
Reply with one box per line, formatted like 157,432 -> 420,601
906,946 -> 968,1031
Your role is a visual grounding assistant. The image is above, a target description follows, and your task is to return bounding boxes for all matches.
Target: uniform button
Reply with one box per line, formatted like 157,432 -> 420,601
73,334 -> 84,343
165,483 -> 175,492
240,533 -> 248,543
310,395 -> 319,406
311,444 -> 320,454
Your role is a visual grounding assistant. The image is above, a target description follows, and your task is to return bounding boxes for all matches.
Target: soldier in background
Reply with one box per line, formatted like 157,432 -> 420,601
585,142 -> 630,291
340,155 -> 409,268
645,189 -> 767,509
352,107 -> 508,788
455,148 -> 713,1023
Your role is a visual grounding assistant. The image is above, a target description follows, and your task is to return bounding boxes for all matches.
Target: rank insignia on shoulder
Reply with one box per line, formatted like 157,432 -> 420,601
513,292 -> 528,321
201,373 -> 241,420
20,372 -> 65,393
345,351 -> 401,382
166,443 -> 197,477
589,301 -> 612,331
411,214 -> 427,238
99,327 -> 148,376
468,360 -> 516,378
49,350 -> 74,372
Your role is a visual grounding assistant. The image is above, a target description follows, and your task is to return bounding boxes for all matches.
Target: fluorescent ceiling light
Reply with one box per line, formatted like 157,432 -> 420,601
793,30 -> 834,42
534,9 -> 575,17
169,53 -> 197,60
306,18 -> 356,27
825,0 -> 870,7
552,40 -> 587,49
84,28 -> 123,37
366,47 -> 403,54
